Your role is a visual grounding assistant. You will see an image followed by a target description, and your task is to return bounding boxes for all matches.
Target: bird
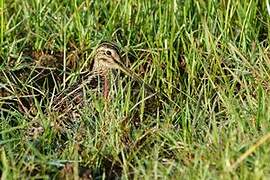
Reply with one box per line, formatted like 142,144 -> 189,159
50,41 -> 158,122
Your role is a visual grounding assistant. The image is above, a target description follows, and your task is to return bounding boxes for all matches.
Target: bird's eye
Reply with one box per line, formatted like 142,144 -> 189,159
105,50 -> 112,56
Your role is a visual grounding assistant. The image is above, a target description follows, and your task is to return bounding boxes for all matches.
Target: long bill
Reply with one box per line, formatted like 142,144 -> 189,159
115,61 -> 156,94
115,61 -> 181,109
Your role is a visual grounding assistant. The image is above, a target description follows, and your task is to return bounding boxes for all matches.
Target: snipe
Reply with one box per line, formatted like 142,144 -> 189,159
51,41 -> 157,120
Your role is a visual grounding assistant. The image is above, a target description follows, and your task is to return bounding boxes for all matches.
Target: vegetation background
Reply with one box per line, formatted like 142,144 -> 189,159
1,0 -> 270,179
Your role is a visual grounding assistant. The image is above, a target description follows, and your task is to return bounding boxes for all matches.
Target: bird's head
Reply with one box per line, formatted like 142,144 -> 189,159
93,42 -> 124,73
92,41 -> 155,93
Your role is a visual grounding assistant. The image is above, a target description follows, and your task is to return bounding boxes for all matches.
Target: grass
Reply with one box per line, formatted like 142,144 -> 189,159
1,0 -> 270,179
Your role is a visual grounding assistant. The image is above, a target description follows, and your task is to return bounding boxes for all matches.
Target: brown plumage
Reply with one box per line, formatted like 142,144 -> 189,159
50,42 -> 155,120
51,42 -> 161,120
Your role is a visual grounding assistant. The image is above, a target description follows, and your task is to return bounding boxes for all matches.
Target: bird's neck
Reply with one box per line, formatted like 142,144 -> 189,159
90,64 -> 111,99
92,60 -> 108,73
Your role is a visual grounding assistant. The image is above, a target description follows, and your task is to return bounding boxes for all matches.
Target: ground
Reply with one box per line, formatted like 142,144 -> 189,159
1,0 -> 270,179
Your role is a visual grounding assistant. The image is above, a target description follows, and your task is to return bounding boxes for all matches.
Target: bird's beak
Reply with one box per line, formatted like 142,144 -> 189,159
115,61 -> 156,93
114,59 -> 141,81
